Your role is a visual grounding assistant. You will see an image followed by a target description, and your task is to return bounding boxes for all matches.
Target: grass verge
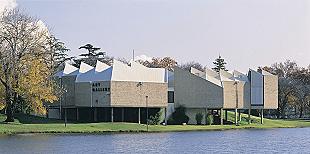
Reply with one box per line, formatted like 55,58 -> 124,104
0,112 -> 310,134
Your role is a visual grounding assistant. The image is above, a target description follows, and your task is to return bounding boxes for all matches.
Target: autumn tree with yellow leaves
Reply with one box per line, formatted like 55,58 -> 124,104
0,9 -> 68,122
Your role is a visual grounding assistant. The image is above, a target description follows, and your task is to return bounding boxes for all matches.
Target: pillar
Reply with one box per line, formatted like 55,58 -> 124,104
94,108 -> 97,122
121,108 -> 124,122
220,108 -> 224,125
105,108 -> 108,122
248,109 -> 251,124
76,108 -> 79,121
46,105 -> 49,118
235,108 -> 238,125
164,107 -> 167,125
225,110 -> 228,121
111,107 -> 114,122
205,107 -> 208,125
261,109 -> 264,124
138,108 -> 141,124
238,109 -> 241,122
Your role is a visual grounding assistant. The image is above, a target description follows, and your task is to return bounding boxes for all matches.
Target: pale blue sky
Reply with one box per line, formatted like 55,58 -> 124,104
17,0 -> 310,72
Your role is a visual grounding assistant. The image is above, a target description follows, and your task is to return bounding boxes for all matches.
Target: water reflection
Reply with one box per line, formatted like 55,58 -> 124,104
0,128 -> 309,153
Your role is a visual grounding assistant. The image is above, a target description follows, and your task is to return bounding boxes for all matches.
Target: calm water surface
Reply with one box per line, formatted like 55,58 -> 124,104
0,128 -> 310,154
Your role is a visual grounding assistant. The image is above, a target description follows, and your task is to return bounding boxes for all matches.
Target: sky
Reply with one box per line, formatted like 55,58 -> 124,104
2,0 -> 310,72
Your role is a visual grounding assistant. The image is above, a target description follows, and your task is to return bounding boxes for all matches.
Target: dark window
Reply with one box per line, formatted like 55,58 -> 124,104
107,88 -> 110,91
168,91 -> 174,103
105,88 -> 108,91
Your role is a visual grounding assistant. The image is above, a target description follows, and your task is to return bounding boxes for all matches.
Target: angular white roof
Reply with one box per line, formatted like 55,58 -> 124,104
111,60 -> 166,83
95,60 -> 110,72
72,59 -> 166,83
205,68 -> 222,86
219,70 -> 235,81
54,63 -> 79,78
190,67 -> 206,79
79,62 -> 94,73
76,61 -> 112,82
189,68 -> 250,87
233,70 -> 249,82
261,70 -> 273,76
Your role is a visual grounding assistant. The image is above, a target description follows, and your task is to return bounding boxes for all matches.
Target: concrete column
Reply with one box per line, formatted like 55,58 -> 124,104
138,108 -> 141,124
46,106 -> 49,118
220,108 -> 224,125
225,110 -> 228,121
105,108 -> 108,122
94,108 -> 97,122
235,108 -> 238,125
248,109 -> 251,124
76,108 -> 79,121
261,109 -> 264,124
121,108 -> 124,122
238,109 -> 241,122
111,107 -> 114,122
164,107 -> 167,125
205,107 -> 208,125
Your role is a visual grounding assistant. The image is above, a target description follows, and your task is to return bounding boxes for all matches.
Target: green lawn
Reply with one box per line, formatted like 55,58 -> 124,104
0,112 -> 310,134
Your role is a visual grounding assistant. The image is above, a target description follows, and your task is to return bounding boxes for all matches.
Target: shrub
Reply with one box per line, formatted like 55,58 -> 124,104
171,105 -> 189,124
149,111 -> 162,125
195,113 -> 204,125
206,114 -> 214,125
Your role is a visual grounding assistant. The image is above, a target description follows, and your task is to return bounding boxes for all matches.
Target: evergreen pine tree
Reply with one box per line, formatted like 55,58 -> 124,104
73,44 -> 108,67
212,55 -> 227,72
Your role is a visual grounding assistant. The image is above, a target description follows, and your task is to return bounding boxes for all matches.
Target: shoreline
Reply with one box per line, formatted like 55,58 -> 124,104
0,122 -> 309,135
2,112 -> 310,135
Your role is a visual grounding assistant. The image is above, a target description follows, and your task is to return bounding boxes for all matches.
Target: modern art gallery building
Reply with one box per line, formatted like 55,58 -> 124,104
48,59 -> 278,125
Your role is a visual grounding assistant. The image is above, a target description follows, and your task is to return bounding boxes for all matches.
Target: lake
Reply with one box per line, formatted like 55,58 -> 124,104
0,128 -> 309,154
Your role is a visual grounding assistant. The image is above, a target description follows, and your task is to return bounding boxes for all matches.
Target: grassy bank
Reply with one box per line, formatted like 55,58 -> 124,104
1,112 -> 310,134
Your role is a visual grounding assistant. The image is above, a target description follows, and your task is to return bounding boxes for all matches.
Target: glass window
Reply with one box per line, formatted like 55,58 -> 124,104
168,91 -> 174,103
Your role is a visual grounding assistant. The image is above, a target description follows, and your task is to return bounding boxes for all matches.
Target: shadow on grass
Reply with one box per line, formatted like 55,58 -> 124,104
14,113 -> 64,124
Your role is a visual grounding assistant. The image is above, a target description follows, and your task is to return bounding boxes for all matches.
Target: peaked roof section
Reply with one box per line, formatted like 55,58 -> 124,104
76,61 -> 112,82
75,62 -> 94,82
79,62 -> 94,73
205,68 -> 220,79
205,68 -> 222,87
261,70 -> 273,76
190,67 -> 206,79
54,63 -> 79,78
111,59 -> 166,83
219,70 -> 235,81
233,70 -> 249,82
95,60 -> 110,72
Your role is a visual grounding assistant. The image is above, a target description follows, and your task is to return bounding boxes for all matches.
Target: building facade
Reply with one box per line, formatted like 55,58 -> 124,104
172,67 -> 278,124
49,60 -> 168,123
49,60 -> 278,125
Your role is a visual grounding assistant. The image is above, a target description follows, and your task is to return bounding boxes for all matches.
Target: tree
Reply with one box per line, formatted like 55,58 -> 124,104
261,60 -> 308,118
18,58 -> 58,114
0,84 -> 5,112
179,61 -> 204,72
290,68 -> 310,118
212,55 -> 227,72
138,57 -> 177,71
73,44 -> 107,67
44,35 -> 73,73
0,9 -> 58,121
